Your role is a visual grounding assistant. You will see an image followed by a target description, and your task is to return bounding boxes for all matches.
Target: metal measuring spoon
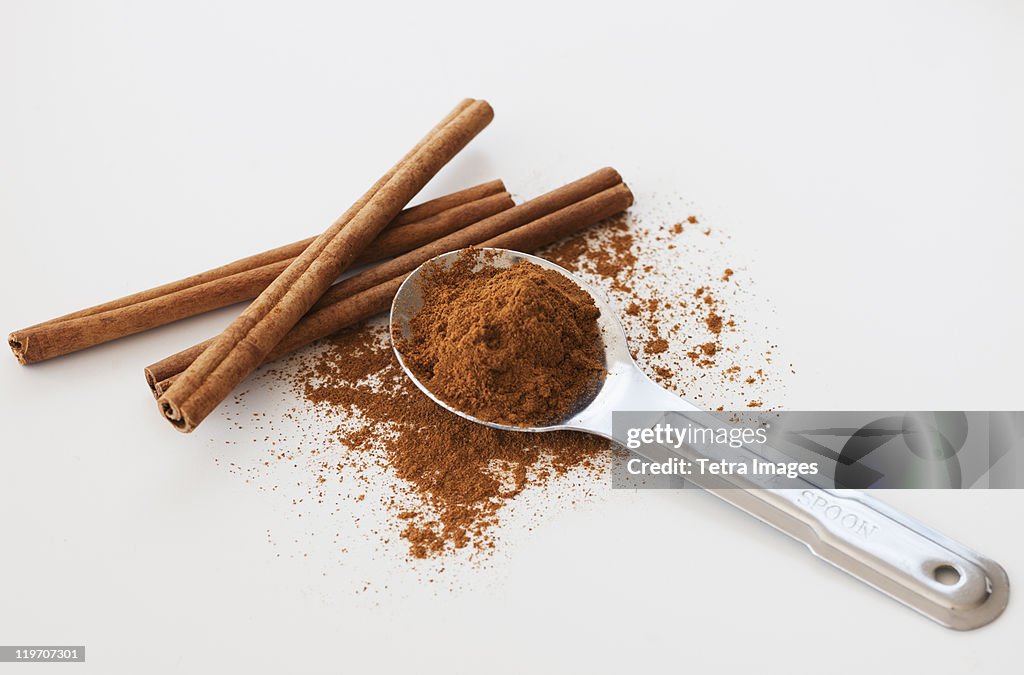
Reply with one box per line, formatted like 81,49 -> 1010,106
390,248 -> 1008,630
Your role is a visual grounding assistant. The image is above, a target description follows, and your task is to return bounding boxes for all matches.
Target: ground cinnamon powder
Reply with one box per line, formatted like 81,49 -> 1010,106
226,211 -> 787,564
398,252 -> 605,427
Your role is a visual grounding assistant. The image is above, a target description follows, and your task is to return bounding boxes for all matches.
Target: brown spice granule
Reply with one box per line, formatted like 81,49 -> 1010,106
399,253 -> 605,427
654,365 -> 674,380
645,337 -> 669,354
706,311 -> 723,335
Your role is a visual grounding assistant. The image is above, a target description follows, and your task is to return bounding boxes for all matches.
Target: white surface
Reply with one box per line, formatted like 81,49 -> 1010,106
2,1 -> 1022,673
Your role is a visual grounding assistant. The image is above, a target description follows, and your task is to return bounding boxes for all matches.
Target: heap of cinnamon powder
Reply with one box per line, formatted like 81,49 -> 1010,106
398,252 -> 605,427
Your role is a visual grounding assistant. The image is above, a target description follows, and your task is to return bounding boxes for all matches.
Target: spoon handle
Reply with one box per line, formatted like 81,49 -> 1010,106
600,370 -> 1009,630
704,484 -> 1007,629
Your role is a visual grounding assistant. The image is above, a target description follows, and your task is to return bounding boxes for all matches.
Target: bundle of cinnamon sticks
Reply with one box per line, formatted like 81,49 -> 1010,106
9,98 -> 634,432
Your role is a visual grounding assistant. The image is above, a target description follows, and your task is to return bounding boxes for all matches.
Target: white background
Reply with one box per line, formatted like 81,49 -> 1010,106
2,1 -> 1022,673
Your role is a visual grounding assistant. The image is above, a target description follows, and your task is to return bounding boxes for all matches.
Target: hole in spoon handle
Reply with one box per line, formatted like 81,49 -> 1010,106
736,488 -> 1009,629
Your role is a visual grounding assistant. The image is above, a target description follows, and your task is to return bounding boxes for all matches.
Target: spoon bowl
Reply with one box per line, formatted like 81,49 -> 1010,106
390,248 -> 694,438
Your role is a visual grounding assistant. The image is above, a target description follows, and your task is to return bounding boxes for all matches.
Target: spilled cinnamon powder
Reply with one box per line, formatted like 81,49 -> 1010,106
298,323 -> 607,558
398,251 -> 605,427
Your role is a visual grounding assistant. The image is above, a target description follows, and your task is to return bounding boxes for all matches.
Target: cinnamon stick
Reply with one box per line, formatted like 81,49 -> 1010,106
157,98 -> 494,432
8,181 -> 509,365
146,169 -> 632,397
